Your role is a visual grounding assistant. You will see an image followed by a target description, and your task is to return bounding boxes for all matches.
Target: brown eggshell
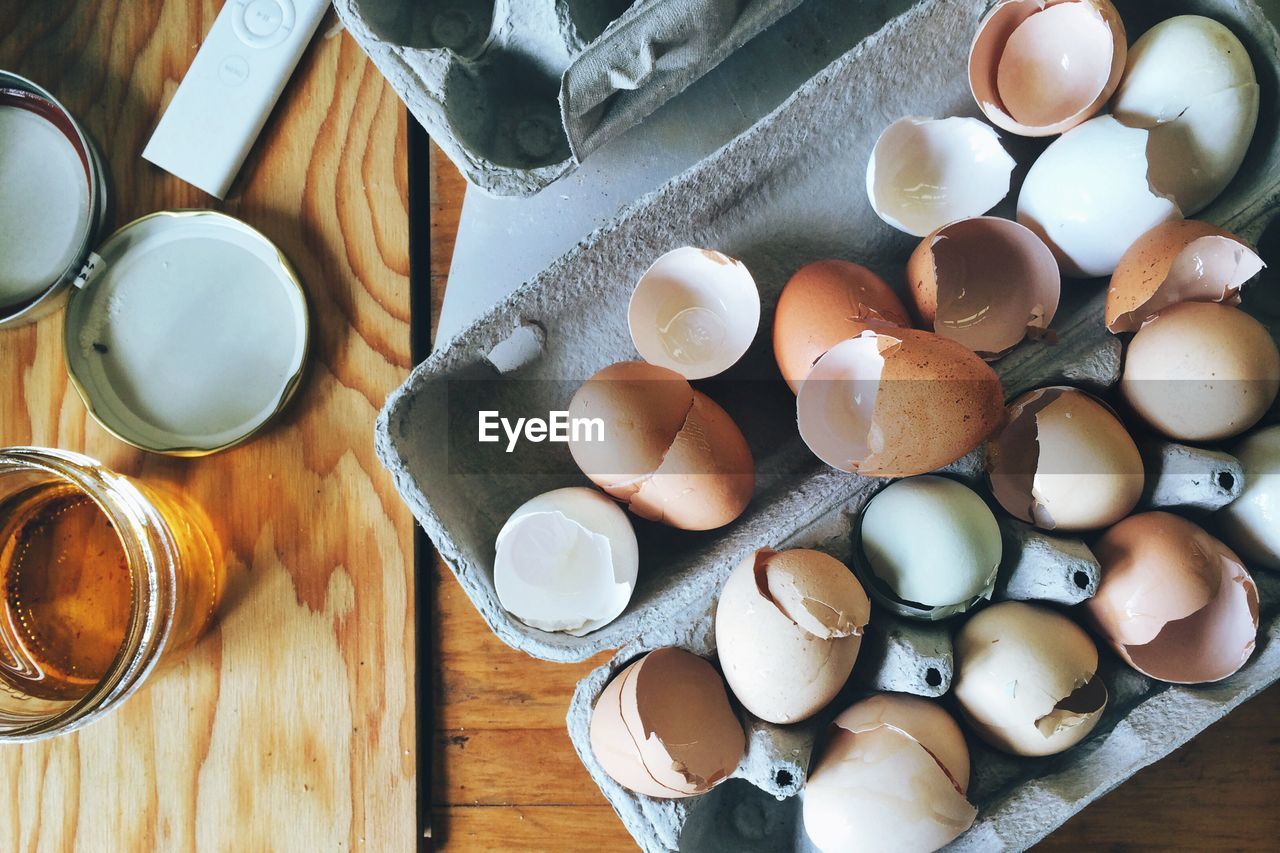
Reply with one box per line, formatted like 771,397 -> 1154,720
969,0 -> 1126,137
628,391 -> 755,530
831,693 -> 970,791
621,648 -> 745,796
715,549 -> 870,724
1087,512 -> 1259,684
907,217 -> 1061,359
988,387 -> 1143,531
1107,220 -> 1264,333
1121,302 -> 1280,442
589,659 -> 684,798
773,259 -> 911,393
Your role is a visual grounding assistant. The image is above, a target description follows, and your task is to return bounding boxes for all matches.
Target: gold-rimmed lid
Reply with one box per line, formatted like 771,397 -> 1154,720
63,210 -> 309,456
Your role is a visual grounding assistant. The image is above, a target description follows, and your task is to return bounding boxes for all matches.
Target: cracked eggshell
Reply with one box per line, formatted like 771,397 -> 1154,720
1120,301 -> 1280,443
589,647 -> 746,799
494,487 -> 638,635
802,694 -> 976,853
715,549 -> 870,724
1088,512 -> 1259,684
1107,220 -> 1264,333
773,260 -> 911,394
988,386 -> 1143,531
567,361 -> 755,530
1219,426 -> 1280,570
969,0 -> 1126,137
865,117 -> 1016,237
954,601 -> 1108,757
1017,115 -> 1182,278
859,476 -> 1001,621
628,247 -> 761,380
796,328 -> 1005,478
1112,15 -> 1259,215
907,217 -> 1060,359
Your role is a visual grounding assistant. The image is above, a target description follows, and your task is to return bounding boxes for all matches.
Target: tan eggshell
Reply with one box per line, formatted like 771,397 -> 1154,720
589,648 -> 745,798
1087,512 -> 1259,684
715,549 -> 870,724
1120,302 -> 1280,442
1107,220 -> 1264,333
797,328 -> 1006,478
954,601 -> 1107,757
568,361 -> 755,530
907,217 -> 1061,359
988,387 -> 1143,531
773,260 -> 911,393
802,694 -> 976,853
969,0 -> 1126,137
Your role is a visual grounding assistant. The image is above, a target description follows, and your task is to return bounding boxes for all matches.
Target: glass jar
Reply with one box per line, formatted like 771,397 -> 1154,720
0,447 -> 221,740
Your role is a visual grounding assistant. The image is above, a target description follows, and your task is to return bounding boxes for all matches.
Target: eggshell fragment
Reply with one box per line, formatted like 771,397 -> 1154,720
988,386 -> 1143,531
859,476 -> 1001,620
715,549 -> 870,724
803,694 -> 976,853
1112,15 -> 1259,215
796,328 -> 1005,478
568,361 -> 755,530
969,0 -> 1126,137
773,260 -> 911,393
628,247 -> 761,380
1219,426 -> 1280,570
907,216 -> 1060,359
589,647 -> 745,798
494,487 -> 638,635
1017,115 -> 1182,278
954,601 -> 1108,757
1107,220 -> 1264,333
865,117 -> 1016,237
1120,302 -> 1280,442
1088,512 -> 1259,684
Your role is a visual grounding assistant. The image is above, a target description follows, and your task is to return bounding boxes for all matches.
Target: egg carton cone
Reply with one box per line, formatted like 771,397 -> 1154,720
375,0 -> 1280,847
331,0 -> 806,197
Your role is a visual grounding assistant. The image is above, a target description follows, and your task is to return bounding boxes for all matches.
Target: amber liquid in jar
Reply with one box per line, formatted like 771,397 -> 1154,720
0,482 -> 133,701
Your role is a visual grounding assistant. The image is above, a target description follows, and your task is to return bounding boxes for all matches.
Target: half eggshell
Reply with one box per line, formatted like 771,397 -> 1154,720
589,647 -> 746,798
1087,512 -> 1259,684
796,328 -> 1005,478
907,216 -> 1061,359
802,694 -> 976,853
969,0 -> 1126,137
988,386 -> 1144,531
773,259 -> 911,393
715,549 -> 870,724
628,247 -> 761,380
866,116 -> 1016,237
568,361 -> 755,530
954,601 -> 1108,757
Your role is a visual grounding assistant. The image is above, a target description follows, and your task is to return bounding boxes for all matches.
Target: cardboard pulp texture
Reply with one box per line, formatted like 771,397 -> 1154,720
332,0 -> 806,196
375,0 -> 1280,848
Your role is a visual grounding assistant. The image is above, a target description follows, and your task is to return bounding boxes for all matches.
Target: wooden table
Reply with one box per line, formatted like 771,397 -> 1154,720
2,2 -> 1278,850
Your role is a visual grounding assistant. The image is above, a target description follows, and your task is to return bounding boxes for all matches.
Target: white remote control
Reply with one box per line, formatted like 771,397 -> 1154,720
143,0 -> 331,199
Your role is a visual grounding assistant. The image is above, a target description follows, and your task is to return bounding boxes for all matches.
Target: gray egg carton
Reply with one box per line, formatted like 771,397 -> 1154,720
375,0 -> 1280,848
332,0 -> 806,196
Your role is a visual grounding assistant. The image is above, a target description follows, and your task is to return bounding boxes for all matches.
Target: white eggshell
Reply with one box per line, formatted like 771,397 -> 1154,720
1017,115 -> 1181,278
1219,426 -> 1280,570
1112,15 -> 1258,215
494,487 -> 638,635
866,116 -> 1016,237
860,476 -> 1001,617
628,247 -> 761,380
715,549 -> 870,724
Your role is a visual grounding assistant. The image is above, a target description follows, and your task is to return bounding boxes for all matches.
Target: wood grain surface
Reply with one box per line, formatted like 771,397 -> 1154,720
0,3 -> 414,850
427,152 -> 1280,851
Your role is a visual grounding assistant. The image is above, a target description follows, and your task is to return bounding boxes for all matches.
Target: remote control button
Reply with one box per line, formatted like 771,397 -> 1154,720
218,55 -> 251,86
232,0 -> 295,48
